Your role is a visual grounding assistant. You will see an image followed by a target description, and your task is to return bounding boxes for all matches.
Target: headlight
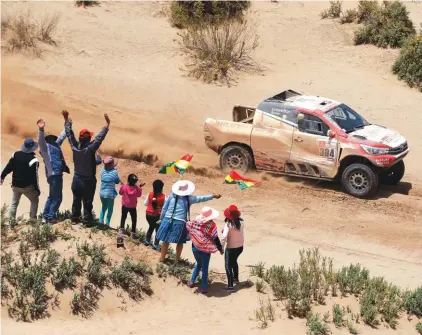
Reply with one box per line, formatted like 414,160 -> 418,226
360,144 -> 389,155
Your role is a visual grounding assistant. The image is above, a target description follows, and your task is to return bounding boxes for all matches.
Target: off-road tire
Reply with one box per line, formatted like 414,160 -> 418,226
219,144 -> 254,173
341,163 -> 379,198
379,160 -> 405,185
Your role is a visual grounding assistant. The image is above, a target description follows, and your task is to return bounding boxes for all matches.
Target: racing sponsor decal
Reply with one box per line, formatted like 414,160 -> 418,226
316,138 -> 337,161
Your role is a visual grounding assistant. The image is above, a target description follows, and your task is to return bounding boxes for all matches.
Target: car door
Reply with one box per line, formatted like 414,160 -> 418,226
288,113 -> 339,178
250,108 -> 296,173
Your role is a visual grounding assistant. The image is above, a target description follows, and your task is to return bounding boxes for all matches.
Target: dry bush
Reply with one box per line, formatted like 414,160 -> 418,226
340,9 -> 358,24
2,9 -> 60,56
356,0 -> 379,23
75,1 -> 100,7
178,18 -> 260,85
320,1 -> 343,19
169,0 -> 250,29
354,0 -> 416,48
392,34 -> 422,92
253,295 -> 275,329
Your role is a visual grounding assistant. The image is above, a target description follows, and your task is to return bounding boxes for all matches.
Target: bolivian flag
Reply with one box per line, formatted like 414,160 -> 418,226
159,154 -> 193,175
224,170 -> 259,190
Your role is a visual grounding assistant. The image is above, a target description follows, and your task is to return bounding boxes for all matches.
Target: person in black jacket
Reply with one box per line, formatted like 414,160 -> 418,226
61,110 -> 110,225
1,138 -> 41,221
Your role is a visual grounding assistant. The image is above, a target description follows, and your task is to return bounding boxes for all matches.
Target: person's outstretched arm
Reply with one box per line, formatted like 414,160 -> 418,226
62,110 -> 78,148
55,129 -> 67,146
189,194 -> 221,204
88,114 -> 110,152
0,155 -> 15,185
37,119 -> 48,155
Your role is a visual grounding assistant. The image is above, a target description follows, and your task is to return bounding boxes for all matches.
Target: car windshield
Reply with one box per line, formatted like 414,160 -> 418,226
325,103 -> 370,133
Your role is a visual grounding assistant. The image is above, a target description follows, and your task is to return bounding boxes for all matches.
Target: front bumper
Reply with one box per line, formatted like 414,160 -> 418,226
370,148 -> 409,167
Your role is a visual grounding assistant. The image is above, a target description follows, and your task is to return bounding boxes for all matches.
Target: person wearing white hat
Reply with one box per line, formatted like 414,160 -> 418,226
156,179 -> 221,262
186,206 -> 224,294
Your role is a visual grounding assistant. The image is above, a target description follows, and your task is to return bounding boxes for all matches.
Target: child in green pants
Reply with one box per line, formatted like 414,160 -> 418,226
99,156 -> 120,225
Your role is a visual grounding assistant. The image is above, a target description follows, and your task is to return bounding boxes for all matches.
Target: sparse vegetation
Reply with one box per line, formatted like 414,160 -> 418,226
169,0 -> 251,29
354,0 -> 416,48
356,0 -> 379,23
416,321 -> 422,335
1,9 -> 60,56
52,257 -> 83,291
70,283 -> 101,318
178,17 -> 260,85
253,295 -> 275,329
23,222 -> 56,250
333,304 -> 346,327
392,34 -> 422,92
255,279 -> 266,293
320,0 -> 343,19
306,312 -> 330,335
75,1 -> 100,7
402,286 -> 422,317
340,9 -> 357,24
347,319 -> 359,334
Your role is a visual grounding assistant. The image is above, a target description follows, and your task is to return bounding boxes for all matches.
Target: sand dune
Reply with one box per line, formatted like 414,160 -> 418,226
2,1 -> 422,334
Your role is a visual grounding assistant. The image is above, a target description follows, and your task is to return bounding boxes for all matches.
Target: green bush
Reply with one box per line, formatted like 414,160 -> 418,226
354,1 -> 416,48
307,312 -> 330,335
392,35 -> 422,92
402,287 -> 422,317
169,0 -> 250,29
416,321 -> 422,335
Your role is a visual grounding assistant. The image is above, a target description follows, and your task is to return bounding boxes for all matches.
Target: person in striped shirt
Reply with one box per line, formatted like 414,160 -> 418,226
98,156 -> 120,225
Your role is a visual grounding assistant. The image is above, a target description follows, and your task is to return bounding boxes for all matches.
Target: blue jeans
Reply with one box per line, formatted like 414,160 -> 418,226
43,175 -> 63,221
99,197 -> 114,225
190,246 -> 211,290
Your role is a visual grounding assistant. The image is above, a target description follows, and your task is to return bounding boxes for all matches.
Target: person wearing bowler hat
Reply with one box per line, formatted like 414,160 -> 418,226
1,138 -> 40,221
98,156 -> 120,226
156,179 -> 221,263
221,205 -> 244,291
61,110 -> 110,225
37,118 -> 70,224
186,206 -> 224,295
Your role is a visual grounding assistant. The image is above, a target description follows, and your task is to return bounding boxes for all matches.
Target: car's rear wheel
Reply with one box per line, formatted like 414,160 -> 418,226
219,144 -> 254,173
379,160 -> 405,185
341,163 -> 379,198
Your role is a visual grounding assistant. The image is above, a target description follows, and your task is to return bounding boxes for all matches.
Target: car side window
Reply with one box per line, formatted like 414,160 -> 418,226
269,107 -> 298,125
298,114 -> 330,136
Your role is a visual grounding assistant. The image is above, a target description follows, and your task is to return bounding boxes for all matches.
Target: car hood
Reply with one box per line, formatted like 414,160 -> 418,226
349,125 -> 406,148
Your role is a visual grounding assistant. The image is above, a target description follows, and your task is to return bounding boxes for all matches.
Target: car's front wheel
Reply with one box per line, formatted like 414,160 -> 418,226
379,160 -> 405,185
219,144 -> 254,173
341,163 -> 379,198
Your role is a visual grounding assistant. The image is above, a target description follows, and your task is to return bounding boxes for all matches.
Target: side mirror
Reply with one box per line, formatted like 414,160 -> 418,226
328,130 -> 336,139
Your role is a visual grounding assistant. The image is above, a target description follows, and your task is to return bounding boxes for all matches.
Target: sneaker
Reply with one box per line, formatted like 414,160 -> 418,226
152,244 -> 160,251
41,219 -> 47,224
144,240 -> 151,247
223,286 -> 235,292
199,288 -> 209,295
233,279 -> 240,286
188,281 -> 194,288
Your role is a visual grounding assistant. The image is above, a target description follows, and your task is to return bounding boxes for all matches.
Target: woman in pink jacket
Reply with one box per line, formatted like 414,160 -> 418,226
221,205 -> 244,292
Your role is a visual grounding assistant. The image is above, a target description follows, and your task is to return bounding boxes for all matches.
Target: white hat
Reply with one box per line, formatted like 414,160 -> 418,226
196,206 -> 219,222
172,180 -> 195,196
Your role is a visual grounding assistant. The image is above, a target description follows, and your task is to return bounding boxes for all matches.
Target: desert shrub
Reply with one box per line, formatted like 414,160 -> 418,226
262,248 -> 337,318
333,304 -> 346,327
340,9 -> 358,24
251,261 -> 266,278
403,287 -> 422,317
75,1 -> 100,7
253,295 -> 275,328
347,320 -> 359,334
336,264 -> 370,297
320,1 -> 343,19
5,247 -> 60,321
178,18 -> 259,85
23,222 -> 56,250
3,9 -> 60,55
354,0 -> 416,48
87,260 -> 109,288
255,279 -> 266,293
52,257 -> 83,290
356,0 -> 379,23
306,312 -> 330,335
76,241 -> 108,264
169,0 -> 250,29
359,277 -> 402,328
110,257 -> 153,300
392,34 -> 422,92
70,283 -> 100,318
416,322 -> 422,335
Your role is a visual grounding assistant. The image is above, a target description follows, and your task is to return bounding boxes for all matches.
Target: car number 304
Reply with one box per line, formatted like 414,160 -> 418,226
319,148 -> 336,159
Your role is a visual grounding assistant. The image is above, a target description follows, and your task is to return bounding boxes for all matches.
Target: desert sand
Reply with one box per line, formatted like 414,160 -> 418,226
1,1 -> 422,334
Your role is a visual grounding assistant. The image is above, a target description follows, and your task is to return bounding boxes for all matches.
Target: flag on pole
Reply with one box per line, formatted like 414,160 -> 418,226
159,154 -> 193,175
224,170 -> 259,190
